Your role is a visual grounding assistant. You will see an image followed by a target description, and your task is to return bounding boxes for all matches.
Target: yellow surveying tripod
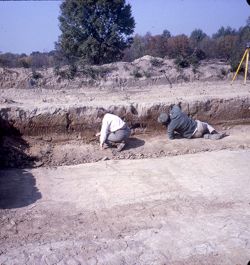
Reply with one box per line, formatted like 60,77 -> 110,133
231,43 -> 250,85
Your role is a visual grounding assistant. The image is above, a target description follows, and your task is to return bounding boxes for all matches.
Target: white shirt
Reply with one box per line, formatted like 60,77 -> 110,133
100,113 -> 125,145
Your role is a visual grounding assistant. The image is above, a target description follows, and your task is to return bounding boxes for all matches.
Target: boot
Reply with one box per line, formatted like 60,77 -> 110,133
117,142 -> 126,152
203,132 -> 226,140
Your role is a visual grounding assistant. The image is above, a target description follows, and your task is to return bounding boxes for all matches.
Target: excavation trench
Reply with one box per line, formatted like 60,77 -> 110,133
0,97 -> 250,168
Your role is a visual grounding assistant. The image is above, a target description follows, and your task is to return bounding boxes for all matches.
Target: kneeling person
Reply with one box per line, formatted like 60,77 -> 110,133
158,105 -> 225,140
97,113 -> 131,151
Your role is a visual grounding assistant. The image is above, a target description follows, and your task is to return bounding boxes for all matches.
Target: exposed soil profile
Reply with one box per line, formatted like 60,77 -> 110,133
0,78 -> 250,168
0,124 -> 249,168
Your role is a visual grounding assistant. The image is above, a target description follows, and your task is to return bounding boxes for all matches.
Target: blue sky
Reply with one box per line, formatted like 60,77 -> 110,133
0,0 -> 249,55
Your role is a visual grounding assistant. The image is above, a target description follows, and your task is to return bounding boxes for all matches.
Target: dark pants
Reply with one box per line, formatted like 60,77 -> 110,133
107,125 -> 131,143
192,120 -> 216,138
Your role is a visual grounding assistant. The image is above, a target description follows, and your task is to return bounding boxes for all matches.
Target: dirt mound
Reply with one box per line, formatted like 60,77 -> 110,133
0,56 -> 231,90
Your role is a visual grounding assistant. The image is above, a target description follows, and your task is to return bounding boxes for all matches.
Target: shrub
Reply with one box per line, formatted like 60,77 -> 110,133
220,68 -> 227,76
150,58 -> 163,67
229,48 -> 245,72
143,70 -> 152,78
131,68 -> 143,78
54,64 -> 77,79
31,70 -> 42,79
79,65 -> 117,79
174,56 -> 190,68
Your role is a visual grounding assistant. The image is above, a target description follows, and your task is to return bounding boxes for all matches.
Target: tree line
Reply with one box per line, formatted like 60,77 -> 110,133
0,0 -> 250,72
123,23 -> 250,70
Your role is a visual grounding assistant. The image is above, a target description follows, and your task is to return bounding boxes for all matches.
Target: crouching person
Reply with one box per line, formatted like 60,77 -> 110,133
96,112 -> 131,152
158,105 -> 226,140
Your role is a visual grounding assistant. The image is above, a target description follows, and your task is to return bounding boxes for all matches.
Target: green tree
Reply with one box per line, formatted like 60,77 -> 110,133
199,36 -> 216,58
162,29 -> 171,39
230,25 -> 250,70
57,0 -> 135,65
212,26 -> 236,39
246,16 -> 250,27
123,34 -> 146,61
190,29 -> 207,47
215,35 -> 238,60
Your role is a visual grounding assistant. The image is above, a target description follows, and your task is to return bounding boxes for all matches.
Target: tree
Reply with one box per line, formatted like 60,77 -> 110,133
30,52 -> 50,69
212,26 -> 236,39
199,36 -> 217,58
167,34 -> 191,58
122,34 -> 146,61
229,25 -> 250,70
57,0 -> 135,65
215,35 -> 238,60
0,53 -> 19,68
246,16 -> 250,27
238,25 -> 250,46
162,29 -> 171,39
190,29 -> 207,48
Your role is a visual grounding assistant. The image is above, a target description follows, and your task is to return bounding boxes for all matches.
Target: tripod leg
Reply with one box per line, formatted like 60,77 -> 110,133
231,49 -> 247,84
244,49 -> 249,85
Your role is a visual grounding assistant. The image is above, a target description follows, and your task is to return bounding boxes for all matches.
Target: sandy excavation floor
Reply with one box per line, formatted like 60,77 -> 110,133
0,150 -> 250,265
23,124 -> 250,167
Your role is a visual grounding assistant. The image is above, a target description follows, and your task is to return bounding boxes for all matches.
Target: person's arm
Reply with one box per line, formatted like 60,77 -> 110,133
167,123 -> 175,140
99,118 -> 109,149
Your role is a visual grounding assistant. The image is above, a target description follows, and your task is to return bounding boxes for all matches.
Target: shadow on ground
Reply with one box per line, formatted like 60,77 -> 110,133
0,116 -> 35,168
125,137 -> 145,151
0,169 -> 42,209
0,117 -> 42,209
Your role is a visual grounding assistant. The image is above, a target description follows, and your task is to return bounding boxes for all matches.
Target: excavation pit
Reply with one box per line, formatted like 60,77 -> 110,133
0,81 -> 250,168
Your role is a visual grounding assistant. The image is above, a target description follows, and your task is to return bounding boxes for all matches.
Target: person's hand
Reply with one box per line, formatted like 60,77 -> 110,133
96,132 -> 101,137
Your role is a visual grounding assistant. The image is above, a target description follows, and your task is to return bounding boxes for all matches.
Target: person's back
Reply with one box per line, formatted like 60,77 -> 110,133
98,113 -> 130,151
168,105 -> 197,139
158,105 -> 226,140
101,113 -> 125,132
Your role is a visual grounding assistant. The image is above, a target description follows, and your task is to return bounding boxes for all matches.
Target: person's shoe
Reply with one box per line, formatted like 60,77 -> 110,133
117,142 -> 126,152
203,133 -> 210,139
203,132 -> 226,140
103,143 -> 110,149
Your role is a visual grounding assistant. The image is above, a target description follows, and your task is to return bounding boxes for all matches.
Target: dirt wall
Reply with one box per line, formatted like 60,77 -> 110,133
0,97 -> 249,141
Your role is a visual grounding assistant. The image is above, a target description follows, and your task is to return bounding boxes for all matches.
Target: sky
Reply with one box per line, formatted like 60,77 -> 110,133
0,0 -> 249,55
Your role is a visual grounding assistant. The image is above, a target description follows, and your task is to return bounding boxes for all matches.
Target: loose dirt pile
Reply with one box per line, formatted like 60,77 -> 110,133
0,56 -> 231,90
